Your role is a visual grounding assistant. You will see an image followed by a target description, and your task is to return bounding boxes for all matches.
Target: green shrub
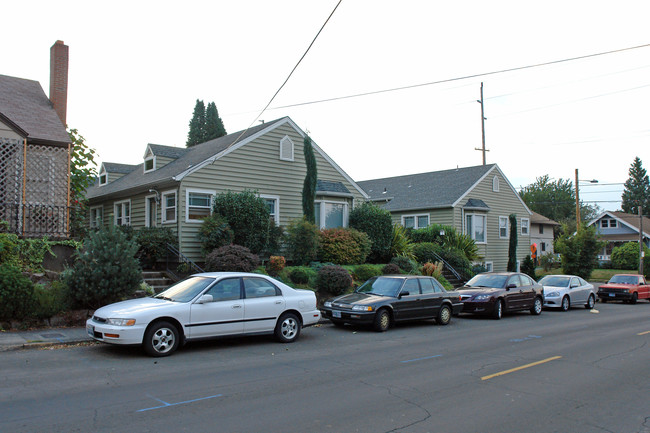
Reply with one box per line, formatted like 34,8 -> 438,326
316,265 -> 352,296
266,256 -> 286,277
437,247 -> 473,278
353,264 -> 383,282
521,255 -> 537,279
555,225 -> 604,280
62,224 -> 142,309
539,254 -> 560,271
611,242 -> 649,270
213,190 -> 270,254
205,244 -> 260,272
409,224 -> 453,244
390,224 -> 415,260
286,218 -> 320,265
382,263 -> 401,274
135,227 -> 177,267
265,219 -> 285,256
289,267 -> 311,285
413,242 -> 442,263
0,233 -> 20,266
390,255 -> 419,274
349,202 -> 393,263
319,228 -> 371,265
199,214 -> 234,256
0,262 -> 36,321
32,282 -> 68,320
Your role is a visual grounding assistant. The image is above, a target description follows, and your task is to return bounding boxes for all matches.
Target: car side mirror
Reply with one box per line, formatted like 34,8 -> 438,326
506,284 -> 516,290
197,294 -> 213,304
399,290 -> 410,298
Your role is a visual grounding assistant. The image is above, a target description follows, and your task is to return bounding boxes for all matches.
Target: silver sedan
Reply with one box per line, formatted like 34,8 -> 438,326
540,275 -> 596,311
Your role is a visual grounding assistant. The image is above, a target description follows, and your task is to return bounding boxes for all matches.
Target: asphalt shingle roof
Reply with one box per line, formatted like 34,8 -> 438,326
149,144 -> 188,159
317,180 -> 351,195
357,164 -> 496,211
87,117 -> 286,199
0,74 -> 70,145
103,163 -> 138,174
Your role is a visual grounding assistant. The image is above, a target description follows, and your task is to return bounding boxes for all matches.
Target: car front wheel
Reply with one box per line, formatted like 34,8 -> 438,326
561,296 -> 570,312
531,297 -> 543,315
275,312 -> 301,343
437,305 -> 452,326
373,309 -> 391,332
143,321 -> 180,357
492,299 -> 503,320
585,294 -> 595,309
630,292 -> 638,305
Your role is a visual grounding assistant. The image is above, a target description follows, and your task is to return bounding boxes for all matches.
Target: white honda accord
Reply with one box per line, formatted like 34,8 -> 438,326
86,272 -> 321,357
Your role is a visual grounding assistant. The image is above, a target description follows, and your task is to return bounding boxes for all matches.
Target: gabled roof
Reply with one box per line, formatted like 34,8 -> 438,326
101,162 -> 138,174
0,74 -> 70,145
530,211 -> 560,226
317,180 -> 351,196
359,164 -> 502,212
87,117 -> 367,200
147,143 -> 188,159
588,210 -> 650,237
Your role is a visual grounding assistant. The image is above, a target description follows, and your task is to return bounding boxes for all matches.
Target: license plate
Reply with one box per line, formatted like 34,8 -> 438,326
609,293 -> 615,297
332,310 -> 341,318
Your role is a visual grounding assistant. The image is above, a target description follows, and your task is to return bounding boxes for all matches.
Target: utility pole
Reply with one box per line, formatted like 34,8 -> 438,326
575,168 -> 581,229
475,82 -> 488,165
640,206 -> 644,275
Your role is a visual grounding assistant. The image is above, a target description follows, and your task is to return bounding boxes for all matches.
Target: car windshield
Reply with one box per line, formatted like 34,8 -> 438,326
154,276 -> 216,302
539,276 -> 570,288
464,274 -> 508,289
608,275 -> 639,285
356,277 -> 404,297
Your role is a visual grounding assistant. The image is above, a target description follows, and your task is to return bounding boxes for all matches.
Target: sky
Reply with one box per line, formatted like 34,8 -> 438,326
4,1 -> 649,212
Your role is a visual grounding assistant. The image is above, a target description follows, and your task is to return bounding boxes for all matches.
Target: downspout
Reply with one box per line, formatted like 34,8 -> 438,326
21,138 -> 27,237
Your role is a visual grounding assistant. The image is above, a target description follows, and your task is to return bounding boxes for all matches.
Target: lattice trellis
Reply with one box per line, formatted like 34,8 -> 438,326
0,138 -> 24,229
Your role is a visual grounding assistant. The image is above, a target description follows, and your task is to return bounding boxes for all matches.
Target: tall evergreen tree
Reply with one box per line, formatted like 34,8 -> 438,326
186,99 -> 206,147
621,157 -> 650,215
204,102 -> 227,141
507,214 -> 518,272
302,136 -> 317,224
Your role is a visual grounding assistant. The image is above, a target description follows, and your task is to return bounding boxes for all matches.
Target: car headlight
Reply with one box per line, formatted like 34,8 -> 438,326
546,291 -> 560,297
324,301 -> 332,308
474,294 -> 492,301
106,318 -> 136,326
352,305 -> 373,312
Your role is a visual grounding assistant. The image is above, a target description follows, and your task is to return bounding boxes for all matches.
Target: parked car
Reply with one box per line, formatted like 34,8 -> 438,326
597,274 -> 650,304
458,272 -> 544,319
539,275 -> 596,311
321,275 -> 463,331
86,272 -> 321,357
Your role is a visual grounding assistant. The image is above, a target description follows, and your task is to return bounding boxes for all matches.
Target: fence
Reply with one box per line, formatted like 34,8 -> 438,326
0,202 -> 70,238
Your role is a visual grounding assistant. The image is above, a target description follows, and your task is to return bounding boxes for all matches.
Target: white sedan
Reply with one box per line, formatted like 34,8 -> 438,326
86,272 -> 321,356
539,275 -> 596,311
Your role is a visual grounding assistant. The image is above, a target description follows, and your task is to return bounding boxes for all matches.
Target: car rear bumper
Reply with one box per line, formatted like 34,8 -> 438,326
301,309 -> 322,327
86,319 -> 146,346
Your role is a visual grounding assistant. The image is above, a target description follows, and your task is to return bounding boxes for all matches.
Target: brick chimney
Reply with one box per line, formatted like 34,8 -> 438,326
49,40 -> 69,126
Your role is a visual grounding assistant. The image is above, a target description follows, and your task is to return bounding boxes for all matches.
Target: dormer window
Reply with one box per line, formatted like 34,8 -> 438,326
98,166 -> 107,186
279,136 -> 294,161
143,147 -> 155,173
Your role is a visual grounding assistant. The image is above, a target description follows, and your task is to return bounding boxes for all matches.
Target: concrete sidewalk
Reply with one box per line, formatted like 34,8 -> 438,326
0,327 -> 91,352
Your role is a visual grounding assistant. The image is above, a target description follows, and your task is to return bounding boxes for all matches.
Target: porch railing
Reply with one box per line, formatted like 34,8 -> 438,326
0,202 -> 69,238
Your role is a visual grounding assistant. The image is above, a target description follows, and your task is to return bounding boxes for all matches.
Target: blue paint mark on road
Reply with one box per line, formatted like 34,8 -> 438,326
401,354 -> 442,363
137,394 -> 223,412
510,335 -> 542,343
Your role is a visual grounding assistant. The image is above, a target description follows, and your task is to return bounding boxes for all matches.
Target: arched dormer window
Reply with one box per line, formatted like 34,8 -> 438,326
492,175 -> 500,192
279,136 -> 294,161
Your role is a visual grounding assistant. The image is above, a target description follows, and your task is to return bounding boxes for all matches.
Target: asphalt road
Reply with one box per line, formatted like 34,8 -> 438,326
1,302 -> 649,433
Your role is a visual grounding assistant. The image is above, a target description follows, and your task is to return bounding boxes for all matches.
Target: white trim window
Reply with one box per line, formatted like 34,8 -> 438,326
402,214 -> 429,229
279,135 -> 294,161
114,200 -> 131,226
499,216 -> 509,239
492,175 -> 500,192
465,213 -> 486,244
260,195 -> 280,225
89,206 -> 103,228
485,262 -> 493,272
315,200 -> 348,229
186,189 -> 214,222
162,190 -> 177,224
521,218 -> 530,235
143,147 -> 155,173
98,167 -> 107,186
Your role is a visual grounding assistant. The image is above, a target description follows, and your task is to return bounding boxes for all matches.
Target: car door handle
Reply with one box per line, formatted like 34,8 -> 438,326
232,305 -> 242,309
275,301 -> 282,304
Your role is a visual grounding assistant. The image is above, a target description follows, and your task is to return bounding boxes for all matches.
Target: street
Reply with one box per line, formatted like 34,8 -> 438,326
1,302 -> 649,433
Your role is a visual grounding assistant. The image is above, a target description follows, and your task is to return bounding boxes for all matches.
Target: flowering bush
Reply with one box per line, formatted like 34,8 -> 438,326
318,228 -> 371,265
267,255 -> 286,276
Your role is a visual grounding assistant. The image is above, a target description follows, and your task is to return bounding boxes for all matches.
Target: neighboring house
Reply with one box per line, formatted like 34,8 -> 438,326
587,211 -> 650,261
357,164 -> 532,272
0,41 -> 71,238
85,116 -> 368,263
530,211 -> 559,257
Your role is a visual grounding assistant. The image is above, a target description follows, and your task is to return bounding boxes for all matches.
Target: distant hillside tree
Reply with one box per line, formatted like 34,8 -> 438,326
302,135 -> 317,223
205,102 -> 227,141
621,157 -> 650,215
186,99 -> 206,147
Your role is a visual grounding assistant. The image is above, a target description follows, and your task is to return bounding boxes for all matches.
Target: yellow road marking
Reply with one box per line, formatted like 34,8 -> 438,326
638,331 -> 650,336
481,356 -> 562,381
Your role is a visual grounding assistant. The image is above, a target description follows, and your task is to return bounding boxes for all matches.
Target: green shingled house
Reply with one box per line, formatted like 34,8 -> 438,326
357,164 -> 532,272
86,117 -> 367,263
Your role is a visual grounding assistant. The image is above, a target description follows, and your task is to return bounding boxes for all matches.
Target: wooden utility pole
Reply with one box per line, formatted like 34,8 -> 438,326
575,168 -> 581,229
475,82 -> 488,165
640,206 -> 644,275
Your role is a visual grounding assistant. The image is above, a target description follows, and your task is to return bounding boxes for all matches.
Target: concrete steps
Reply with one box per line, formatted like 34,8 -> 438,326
142,271 -> 173,293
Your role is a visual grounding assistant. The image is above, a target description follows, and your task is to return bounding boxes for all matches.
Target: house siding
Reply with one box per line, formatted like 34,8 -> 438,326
0,120 -> 23,140
155,155 -> 175,170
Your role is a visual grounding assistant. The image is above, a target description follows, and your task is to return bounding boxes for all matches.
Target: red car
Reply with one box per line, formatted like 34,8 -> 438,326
597,274 -> 650,304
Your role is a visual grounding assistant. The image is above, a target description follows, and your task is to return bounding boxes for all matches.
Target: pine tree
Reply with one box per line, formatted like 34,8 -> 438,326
186,99 -> 206,147
302,135 -> 317,223
205,102 -> 227,141
621,157 -> 650,215
507,214 -> 518,272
